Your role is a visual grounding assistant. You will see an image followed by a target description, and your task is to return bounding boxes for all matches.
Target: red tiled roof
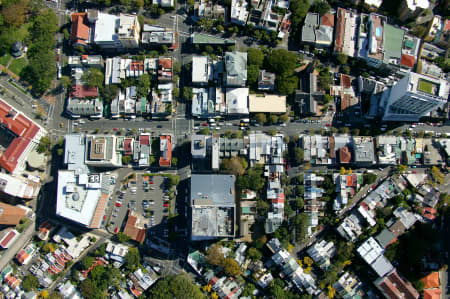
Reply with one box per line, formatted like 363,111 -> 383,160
387,270 -> 419,299
444,20 -> 450,32
0,230 -> 17,248
339,146 -> 351,163
124,138 -> 133,154
0,202 -> 27,225
424,288 -> 441,299
328,137 -> 335,158
139,135 -> 150,145
334,8 -> 345,53
158,58 -> 172,69
401,54 -> 415,68
70,84 -> 99,98
71,13 -> 89,45
15,249 -> 29,265
159,135 -> 172,167
130,61 -> 144,71
123,210 -> 146,243
423,207 -> 437,214
341,74 -> 351,88
89,193 -> 108,229
0,100 -> 41,173
422,272 -> 440,289
321,13 -> 335,27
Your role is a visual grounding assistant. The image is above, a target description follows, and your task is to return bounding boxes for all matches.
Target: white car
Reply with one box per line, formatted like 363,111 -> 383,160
192,126 -> 199,130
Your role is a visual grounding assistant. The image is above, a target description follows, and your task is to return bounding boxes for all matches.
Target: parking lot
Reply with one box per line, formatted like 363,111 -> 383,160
106,171 -> 171,238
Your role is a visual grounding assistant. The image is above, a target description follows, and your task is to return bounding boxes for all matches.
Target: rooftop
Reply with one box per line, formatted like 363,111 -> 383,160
225,52 -> 247,87
249,94 -> 286,113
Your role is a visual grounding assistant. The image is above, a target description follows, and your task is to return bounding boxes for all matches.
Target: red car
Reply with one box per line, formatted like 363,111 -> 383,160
202,123 -> 208,126
113,128 -> 118,131
326,123 -> 332,127
115,202 -> 122,207
412,170 -> 417,174
114,227 -> 119,234
163,203 -> 169,207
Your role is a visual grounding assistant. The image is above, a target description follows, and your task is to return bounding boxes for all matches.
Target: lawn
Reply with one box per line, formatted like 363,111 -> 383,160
417,79 -> 433,94
0,53 -> 11,66
8,57 -> 28,76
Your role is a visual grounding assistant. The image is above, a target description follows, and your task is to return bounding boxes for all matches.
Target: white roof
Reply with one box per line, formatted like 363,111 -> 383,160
0,173 -> 36,199
406,0 -> 429,10
192,56 -> 210,84
94,12 -> 119,43
226,88 -> 249,114
56,170 -> 102,227
364,0 -> 382,7
357,237 -> 384,264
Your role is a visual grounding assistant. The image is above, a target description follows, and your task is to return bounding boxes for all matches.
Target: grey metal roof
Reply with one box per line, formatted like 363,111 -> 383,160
225,52 -> 247,87
302,13 -> 319,43
375,228 -> 395,248
191,174 -> 235,206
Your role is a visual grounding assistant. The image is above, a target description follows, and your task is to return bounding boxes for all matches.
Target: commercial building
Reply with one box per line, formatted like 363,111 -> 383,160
84,135 -> 122,167
0,202 -> 27,226
93,13 -> 140,49
375,269 -> 419,299
380,72 -> 449,122
353,137 -> 376,165
302,12 -> 335,47
357,237 -> 394,277
248,94 -> 286,113
247,0 -> 282,32
192,56 -> 212,85
0,99 -> 47,175
123,210 -> 146,243
230,0 -> 249,25
141,25 -> 177,50
159,135 -> 172,167
225,88 -> 249,115
225,52 -> 247,87
190,174 -> 236,240
0,172 -> 40,200
334,8 -> 359,57
56,134 -> 112,228
70,12 -> 91,48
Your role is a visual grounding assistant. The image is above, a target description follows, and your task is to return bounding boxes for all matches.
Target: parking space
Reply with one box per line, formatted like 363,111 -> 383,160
106,172 -> 171,238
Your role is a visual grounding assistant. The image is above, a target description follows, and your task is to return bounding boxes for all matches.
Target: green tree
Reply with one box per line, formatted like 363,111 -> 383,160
125,247 -> 141,271
246,247 -> 262,261
81,256 -> 95,270
247,64 -> 260,86
247,48 -> 264,68
80,279 -> 96,298
122,155 -> 132,164
336,53 -> 348,65
256,199 -> 270,216
149,275 -> 206,299
310,0 -> 330,15
318,67 -> 332,91
136,73 -> 151,97
255,113 -> 267,124
60,76 -> 72,89
22,275 -> 38,292
276,74 -> 298,95
265,49 -> 297,76
206,243 -> 224,266
221,156 -> 247,176
82,68 -> 104,88
363,173 -> 377,185
222,258 -> 241,276
270,114 -> 279,124
183,87 -> 193,101
279,113 -> 289,123
294,147 -> 304,164
101,84 -> 119,104
199,127 -> 210,135
116,232 -> 130,243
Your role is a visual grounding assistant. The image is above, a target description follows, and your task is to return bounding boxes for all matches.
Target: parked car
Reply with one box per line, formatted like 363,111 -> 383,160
115,202 -> 122,207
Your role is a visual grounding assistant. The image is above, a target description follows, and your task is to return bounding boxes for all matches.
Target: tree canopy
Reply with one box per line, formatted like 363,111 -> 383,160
124,247 -> 141,271
206,243 -> 224,266
222,258 -> 241,276
22,275 -> 38,292
82,68 -> 104,88
148,274 -> 206,299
